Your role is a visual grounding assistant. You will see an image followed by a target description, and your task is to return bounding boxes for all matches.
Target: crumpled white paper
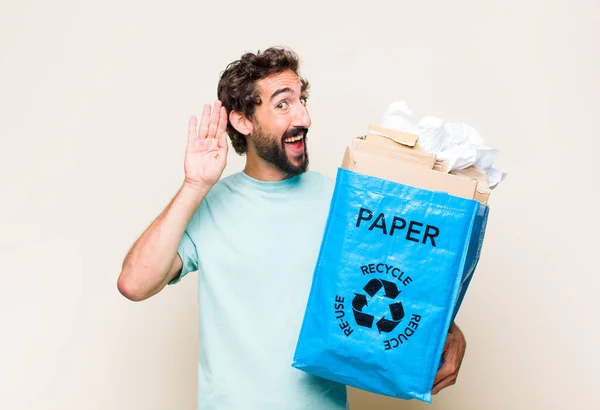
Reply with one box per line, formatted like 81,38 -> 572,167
380,100 -> 506,189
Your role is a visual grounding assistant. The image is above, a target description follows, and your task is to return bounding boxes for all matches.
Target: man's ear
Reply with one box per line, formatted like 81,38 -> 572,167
229,110 -> 253,136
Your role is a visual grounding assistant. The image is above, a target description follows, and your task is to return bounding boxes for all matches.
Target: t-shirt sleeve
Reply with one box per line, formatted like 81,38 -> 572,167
168,227 -> 198,285
167,195 -> 204,286
168,184 -> 217,285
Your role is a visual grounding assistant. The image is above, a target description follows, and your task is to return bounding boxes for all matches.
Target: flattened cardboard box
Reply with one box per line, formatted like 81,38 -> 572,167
342,126 -> 489,204
341,145 -> 479,201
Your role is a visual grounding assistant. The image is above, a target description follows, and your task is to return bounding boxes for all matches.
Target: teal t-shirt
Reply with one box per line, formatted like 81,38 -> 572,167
170,170 -> 348,410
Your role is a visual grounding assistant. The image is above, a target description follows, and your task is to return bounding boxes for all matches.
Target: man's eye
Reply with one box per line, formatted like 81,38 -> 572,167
300,97 -> 307,105
277,102 -> 288,109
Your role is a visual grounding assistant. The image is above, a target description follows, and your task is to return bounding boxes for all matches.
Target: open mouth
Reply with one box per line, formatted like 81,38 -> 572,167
284,134 -> 304,143
283,132 -> 306,155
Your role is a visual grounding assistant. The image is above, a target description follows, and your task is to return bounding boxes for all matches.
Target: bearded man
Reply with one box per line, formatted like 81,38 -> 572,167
117,46 -> 466,410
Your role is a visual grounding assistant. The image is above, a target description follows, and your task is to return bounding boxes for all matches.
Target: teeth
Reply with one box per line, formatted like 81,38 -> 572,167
284,135 -> 304,143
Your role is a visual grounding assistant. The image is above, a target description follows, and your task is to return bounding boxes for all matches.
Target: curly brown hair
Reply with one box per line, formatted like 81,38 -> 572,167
217,46 -> 310,155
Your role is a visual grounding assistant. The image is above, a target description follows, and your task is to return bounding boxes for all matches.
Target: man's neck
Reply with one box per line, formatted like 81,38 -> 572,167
243,156 -> 291,182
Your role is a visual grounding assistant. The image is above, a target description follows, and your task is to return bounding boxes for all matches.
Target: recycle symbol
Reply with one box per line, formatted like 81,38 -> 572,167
352,278 -> 405,333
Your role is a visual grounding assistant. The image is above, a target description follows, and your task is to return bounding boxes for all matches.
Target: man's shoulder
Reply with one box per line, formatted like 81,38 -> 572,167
187,173 -> 241,220
297,170 -> 335,195
209,172 -> 240,191
202,171 -> 248,200
300,170 -> 335,184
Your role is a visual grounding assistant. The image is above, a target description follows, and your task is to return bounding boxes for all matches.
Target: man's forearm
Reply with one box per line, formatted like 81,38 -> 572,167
117,181 -> 210,301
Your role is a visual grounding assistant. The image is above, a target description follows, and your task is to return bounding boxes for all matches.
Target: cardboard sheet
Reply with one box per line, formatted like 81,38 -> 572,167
341,125 -> 490,204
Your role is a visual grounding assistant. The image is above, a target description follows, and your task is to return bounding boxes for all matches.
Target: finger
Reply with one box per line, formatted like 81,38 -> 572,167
187,116 -> 197,144
431,375 -> 456,395
217,106 -> 228,147
217,105 -> 227,132
433,361 -> 454,385
198,104 -> 211,140
207,100 -> 222,138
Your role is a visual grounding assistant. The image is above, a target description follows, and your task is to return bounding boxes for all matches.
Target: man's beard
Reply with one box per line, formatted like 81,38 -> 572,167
251,124 -> 309,177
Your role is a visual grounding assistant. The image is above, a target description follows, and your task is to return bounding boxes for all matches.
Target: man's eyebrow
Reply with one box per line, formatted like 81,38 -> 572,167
270,87 -> 295,101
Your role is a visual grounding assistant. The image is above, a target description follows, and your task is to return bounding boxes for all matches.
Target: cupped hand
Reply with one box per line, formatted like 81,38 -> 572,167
184,101 -> 229,188
432,322 -> 467,395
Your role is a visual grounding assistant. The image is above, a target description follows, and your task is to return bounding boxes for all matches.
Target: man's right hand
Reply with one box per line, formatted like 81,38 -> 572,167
184,100 -> 229,189
117,101 -> 229,302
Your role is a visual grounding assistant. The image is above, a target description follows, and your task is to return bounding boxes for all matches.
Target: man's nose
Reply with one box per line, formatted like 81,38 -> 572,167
292,103 -> 311,128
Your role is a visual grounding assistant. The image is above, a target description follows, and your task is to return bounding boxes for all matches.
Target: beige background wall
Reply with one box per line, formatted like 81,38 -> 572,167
1,1 -> 599,409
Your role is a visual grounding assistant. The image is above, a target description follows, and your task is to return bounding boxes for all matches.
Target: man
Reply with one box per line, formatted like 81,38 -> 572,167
117,46 -> 466,410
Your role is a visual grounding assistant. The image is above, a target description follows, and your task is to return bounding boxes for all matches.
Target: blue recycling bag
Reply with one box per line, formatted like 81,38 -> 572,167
292,167 -> 489,402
